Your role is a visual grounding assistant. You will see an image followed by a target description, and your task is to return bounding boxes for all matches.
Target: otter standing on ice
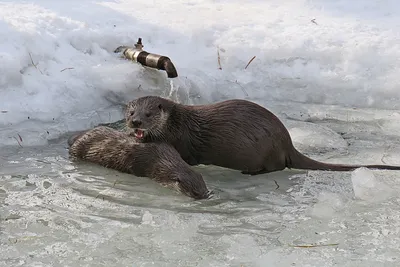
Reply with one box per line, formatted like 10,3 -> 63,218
67,126 -> 211,199
124,96 -> 400,175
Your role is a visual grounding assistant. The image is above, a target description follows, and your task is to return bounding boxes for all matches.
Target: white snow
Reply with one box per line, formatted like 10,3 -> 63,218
1,0 -> 400,147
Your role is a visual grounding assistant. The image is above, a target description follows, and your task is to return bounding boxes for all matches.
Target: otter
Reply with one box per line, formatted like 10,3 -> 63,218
67,126 -> 211,199
125,95 -> 400,175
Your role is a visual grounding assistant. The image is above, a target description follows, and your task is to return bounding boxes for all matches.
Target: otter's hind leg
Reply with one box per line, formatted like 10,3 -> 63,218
241,168 -> 284,176
242,153 -> 287,176
241,162 -> 286,175
241,169 -> 269,175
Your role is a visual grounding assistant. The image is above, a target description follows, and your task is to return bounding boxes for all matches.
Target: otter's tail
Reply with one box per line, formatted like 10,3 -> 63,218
287,148 -> 400,171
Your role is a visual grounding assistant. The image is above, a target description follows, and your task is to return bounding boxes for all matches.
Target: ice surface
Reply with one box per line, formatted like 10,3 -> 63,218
1,0 -> 400,266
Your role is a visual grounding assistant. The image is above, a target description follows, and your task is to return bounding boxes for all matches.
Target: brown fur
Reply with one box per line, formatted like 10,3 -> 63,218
68,126 -> 211,199
125,96 -> 400,174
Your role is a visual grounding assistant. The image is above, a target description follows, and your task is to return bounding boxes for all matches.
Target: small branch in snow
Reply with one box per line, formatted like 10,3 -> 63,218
60,67 -> 75,72
226,80 -> 248,96
13,136 -> 23,147
95,179 -> 121,200
217,46 -> 222,70
274,180 -> 280,190
311,18 -> 318,25
244,56 -> 256,69
95,192 -> 105,201
112,180 -> 120,188
28,52 -> 43,74
289,243 -> 339,248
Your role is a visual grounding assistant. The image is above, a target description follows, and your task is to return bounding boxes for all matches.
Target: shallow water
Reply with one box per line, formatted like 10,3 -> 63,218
1,105 -> 400,267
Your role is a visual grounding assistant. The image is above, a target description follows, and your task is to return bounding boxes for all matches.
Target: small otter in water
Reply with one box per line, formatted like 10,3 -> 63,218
68,126 -> 211,199
125,96 -> 400,174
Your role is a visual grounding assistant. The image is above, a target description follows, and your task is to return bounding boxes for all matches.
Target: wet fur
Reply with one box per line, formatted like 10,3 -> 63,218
125,96 -> 400,174
68,126 -> 211,199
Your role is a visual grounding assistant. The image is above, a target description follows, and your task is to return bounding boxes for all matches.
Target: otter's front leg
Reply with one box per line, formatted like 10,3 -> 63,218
183,155 -> 200,166
172,143 -> 200,166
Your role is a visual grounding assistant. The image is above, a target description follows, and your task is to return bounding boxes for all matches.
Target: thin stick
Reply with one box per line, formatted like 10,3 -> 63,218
28,52 -> 43,74
94,180 -> 120,200
274,180 -> 280,190
217,46 -> 222,70
227,80 -> 248,96
244,56 -> 256,69
13,136 -> 23,147
289,243 -> 339,248
60,67 -> 74,72
112,180 -> 120,188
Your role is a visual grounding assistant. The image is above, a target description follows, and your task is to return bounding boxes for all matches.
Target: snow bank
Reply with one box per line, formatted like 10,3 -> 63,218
1,0 -> 400,147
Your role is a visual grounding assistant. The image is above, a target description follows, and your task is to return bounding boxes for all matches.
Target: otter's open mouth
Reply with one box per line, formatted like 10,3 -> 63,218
133,129 -> 145,139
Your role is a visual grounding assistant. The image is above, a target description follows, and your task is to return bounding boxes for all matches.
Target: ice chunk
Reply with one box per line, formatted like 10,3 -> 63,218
351,167 -> 393,203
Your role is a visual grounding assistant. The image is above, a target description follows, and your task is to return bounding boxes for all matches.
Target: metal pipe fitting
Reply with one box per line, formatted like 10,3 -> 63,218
114,38 -> 178,78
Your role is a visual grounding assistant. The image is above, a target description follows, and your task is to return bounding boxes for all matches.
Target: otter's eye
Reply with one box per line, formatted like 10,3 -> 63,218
158,104 -> 162,110
145,112 -> 151,117
130,111 -> 134,116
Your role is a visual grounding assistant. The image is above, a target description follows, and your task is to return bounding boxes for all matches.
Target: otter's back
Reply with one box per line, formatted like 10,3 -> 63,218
193,99 -> 291,170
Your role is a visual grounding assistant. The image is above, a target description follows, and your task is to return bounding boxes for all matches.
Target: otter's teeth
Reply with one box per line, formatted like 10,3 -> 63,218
135,129 -> 144,139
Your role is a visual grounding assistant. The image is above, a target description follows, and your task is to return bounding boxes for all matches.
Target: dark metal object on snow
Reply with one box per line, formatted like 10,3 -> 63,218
114,38 -> 178,78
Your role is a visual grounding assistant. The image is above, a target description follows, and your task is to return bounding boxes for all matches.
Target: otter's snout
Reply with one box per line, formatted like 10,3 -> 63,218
178,173 -> 211,200
184,187 -> 212,200
67,131 -> 87,147
131,119 -> 142,128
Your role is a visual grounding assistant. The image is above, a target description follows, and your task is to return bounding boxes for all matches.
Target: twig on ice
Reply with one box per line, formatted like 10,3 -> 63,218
217,46 -> 222,70
289,243 -> 339,248
112,180 -> 120,188
225,80 -> 248,96
60,67 -> 75,72
28,52 -> 43,74
13,136 -> 23,147
274,180 -> 280,190
244,56 -> 256,69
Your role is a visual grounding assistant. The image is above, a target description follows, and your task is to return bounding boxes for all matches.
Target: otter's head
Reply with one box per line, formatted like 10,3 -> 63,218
67,131 -> 84,147
171,171 -> 213,200
125,96 -> 171,142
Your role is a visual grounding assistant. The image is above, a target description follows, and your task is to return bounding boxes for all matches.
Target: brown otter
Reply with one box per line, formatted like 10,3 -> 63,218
125,96 -> 400,174
67,126 -> 211,199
